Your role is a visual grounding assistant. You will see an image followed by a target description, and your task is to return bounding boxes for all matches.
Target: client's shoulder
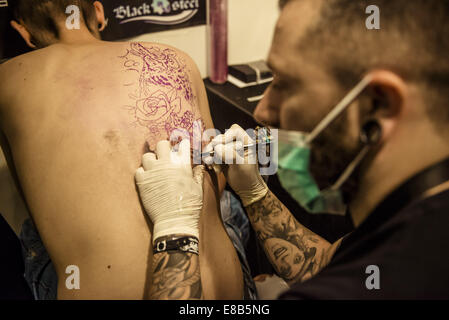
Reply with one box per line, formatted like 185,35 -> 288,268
0,53 -> 27,79
0,46 -> 53,80
0,46 -> 59,113
116,41 -> 201,78
0,53 -> 31,104
124,41 -> 193,61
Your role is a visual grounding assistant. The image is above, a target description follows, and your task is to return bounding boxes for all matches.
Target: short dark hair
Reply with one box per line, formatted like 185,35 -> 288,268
278,0 -> 291,10
12,0 -> 98,47
280,0 -> 449,127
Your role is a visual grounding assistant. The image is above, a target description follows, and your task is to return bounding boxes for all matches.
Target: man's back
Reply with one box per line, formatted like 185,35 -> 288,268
0,41 -> 243,299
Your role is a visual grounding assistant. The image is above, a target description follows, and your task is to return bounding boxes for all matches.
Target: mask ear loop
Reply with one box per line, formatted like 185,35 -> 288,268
330,120 -> 382,191
306,75 -> 373,145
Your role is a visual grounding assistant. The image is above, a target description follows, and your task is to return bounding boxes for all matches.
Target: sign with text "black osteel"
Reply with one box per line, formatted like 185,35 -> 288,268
101,0 -> 207,41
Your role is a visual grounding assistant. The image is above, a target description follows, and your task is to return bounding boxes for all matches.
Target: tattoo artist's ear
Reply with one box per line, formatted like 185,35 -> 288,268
93,1 -> 107,31
10,20 -> 36,49
365,70 -> 407,144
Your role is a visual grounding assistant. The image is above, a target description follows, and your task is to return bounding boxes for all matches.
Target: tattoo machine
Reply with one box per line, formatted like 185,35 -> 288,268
200,127 -> 273,159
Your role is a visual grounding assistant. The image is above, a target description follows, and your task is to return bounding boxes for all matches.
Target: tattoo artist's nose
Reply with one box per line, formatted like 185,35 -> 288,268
253,87 -> 281,127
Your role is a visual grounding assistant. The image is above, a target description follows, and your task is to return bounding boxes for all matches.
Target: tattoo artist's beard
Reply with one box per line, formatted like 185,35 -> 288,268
309,124 -> 363,203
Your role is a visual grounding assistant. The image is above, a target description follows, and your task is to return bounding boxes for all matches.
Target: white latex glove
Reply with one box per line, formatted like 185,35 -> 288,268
203,124 -> 268,207
135,139 -> 204,242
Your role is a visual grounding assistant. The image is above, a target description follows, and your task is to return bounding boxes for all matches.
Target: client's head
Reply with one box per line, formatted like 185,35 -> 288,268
10,0 -> 106,48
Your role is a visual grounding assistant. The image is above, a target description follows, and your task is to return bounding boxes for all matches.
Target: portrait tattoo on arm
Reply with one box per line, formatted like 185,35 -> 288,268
246,191 -> 340,285
149,251 -> 203,300
119,43 -> 205,149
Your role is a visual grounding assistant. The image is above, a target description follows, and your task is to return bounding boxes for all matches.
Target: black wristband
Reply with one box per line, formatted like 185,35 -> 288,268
153,235 -> 199,255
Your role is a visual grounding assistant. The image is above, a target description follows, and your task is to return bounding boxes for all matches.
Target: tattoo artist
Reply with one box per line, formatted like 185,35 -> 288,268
134,0 -> 449,300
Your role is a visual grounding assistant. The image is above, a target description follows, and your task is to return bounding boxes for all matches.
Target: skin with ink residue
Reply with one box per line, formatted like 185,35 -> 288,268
0,41 -> 243,300
120,43 -> 203,149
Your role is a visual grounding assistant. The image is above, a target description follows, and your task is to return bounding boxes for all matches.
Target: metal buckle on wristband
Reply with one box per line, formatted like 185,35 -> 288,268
153,236 -> 199,255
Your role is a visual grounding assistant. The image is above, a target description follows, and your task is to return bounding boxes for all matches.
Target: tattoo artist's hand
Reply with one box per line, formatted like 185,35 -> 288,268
135,140 -> 204,241
203,124 -> 268,207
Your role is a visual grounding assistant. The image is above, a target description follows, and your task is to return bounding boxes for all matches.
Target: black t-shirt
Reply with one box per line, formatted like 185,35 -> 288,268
280,159 -> 449,300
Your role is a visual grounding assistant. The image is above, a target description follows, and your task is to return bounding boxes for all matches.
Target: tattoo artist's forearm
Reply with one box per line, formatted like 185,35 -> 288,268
149,252 -> 203,300
246,191 -> 336,284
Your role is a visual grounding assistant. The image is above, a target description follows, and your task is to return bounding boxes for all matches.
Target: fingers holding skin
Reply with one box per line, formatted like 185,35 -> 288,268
204,124 -> 252,165
229,124 -> 253,146
203,124 -> 245,158
225,124 -> 254,146
177,139 -> 192,166
135,167 -> 146,182
156,140 -> 172,161
137,139 -> 194,181
203,134 -> 230,165
136,141 -> 202,184
213,141 -> 245,163
168,139 -> 192,168
141,139 -> 194,169
142,153 -> 157,170
138,140 -> 180,177
136,152 -> 157,182
142,125 -> 253,167
156,139 -> 192,166
202,133 -> 224,164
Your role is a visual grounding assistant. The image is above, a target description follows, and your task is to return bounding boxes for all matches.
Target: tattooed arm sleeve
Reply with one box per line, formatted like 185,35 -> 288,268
246,191 -> 342,285
149,250 -> 203,300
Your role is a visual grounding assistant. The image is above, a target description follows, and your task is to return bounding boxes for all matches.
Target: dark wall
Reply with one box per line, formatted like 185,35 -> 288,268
0,0 -> 32,60
0,214 -> 33,300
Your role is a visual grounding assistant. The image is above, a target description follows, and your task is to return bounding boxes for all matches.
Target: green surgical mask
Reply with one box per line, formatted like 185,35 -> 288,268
277,130 -> 346,214
276,76 -> 377,215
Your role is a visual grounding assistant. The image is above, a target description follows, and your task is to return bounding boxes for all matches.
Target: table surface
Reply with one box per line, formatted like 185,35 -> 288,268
204,78 -> 270,117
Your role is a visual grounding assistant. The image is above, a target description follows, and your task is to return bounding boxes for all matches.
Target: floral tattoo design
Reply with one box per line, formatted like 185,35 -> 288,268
120,43 -> 203,149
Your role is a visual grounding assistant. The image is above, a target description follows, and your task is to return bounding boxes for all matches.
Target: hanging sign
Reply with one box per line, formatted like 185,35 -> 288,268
101,0 -> 207,40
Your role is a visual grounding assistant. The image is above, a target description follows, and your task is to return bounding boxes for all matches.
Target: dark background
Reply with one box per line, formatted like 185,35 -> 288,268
0,0 -> 31,60
1,0 -> 206,60
0,213 -> 33,299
